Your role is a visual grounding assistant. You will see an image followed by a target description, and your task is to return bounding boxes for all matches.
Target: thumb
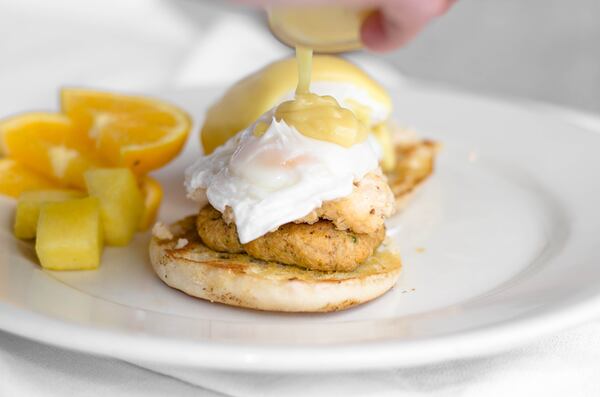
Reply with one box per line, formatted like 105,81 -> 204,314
361,0 -> 454,52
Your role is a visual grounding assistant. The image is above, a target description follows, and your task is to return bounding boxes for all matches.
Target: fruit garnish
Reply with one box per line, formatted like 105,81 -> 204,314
0,113 -> 101,188
14,189 -> 85,239
35,197 -> 103,271
0,158 -> 60,198
139,176 -> 163,231
61,88 -> 192,176
1,88 -> 190,271
84,168 -> 143,246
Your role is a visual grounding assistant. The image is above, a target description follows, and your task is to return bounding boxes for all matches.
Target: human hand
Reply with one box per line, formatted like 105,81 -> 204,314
238,0 -> 456,52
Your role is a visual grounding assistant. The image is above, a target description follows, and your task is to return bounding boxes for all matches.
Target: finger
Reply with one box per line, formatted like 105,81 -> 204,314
361,0 -> 455,52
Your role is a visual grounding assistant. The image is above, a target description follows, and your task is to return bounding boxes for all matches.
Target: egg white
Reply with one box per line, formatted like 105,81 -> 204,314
185,112 -> 380,243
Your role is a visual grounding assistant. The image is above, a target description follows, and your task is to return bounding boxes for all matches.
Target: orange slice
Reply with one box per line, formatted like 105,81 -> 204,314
139,176 -> 163,231
0,113 -> 101,188
61,88 -> 192,176
0,159 -> 60,198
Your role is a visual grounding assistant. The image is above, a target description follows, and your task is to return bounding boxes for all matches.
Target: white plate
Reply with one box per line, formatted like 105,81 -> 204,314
1,84 -> 600,372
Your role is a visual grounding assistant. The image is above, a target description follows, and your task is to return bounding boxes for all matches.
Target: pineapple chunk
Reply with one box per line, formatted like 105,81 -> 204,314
14,189 -> 85,239
84,168 -> 143,246
35,197 -> 103,270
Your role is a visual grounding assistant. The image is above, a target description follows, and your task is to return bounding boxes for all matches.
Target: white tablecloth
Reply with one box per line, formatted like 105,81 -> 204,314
1,1 -> 600,395
3,321 -> 600,397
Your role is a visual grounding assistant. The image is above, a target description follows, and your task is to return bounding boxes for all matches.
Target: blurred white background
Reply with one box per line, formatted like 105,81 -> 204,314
0,0 -> 598,115
384,0 -> 600,113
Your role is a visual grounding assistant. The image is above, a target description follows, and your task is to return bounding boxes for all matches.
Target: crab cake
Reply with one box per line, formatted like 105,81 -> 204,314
196,205 -> 385,272
196,205 -> 244,254
244,221 -> 385,272
295,170 -> 394,234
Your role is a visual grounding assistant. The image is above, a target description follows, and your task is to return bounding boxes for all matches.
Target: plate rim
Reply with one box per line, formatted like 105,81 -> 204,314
1,84 -> 600,371
1,288 -> 600,372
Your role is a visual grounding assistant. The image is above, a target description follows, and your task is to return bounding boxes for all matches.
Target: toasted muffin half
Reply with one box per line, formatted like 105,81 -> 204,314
389,139 -> 440,210
149,216 -> 402,312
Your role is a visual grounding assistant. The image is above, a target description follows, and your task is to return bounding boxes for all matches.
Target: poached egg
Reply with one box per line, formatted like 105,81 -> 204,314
201,55 -> 392,154
185,111 -> 380,243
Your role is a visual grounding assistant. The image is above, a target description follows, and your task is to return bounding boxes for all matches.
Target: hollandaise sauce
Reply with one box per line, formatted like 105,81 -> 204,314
268,6 -> 371,53
295,46 -> 312,95
262,46 -> 367,147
